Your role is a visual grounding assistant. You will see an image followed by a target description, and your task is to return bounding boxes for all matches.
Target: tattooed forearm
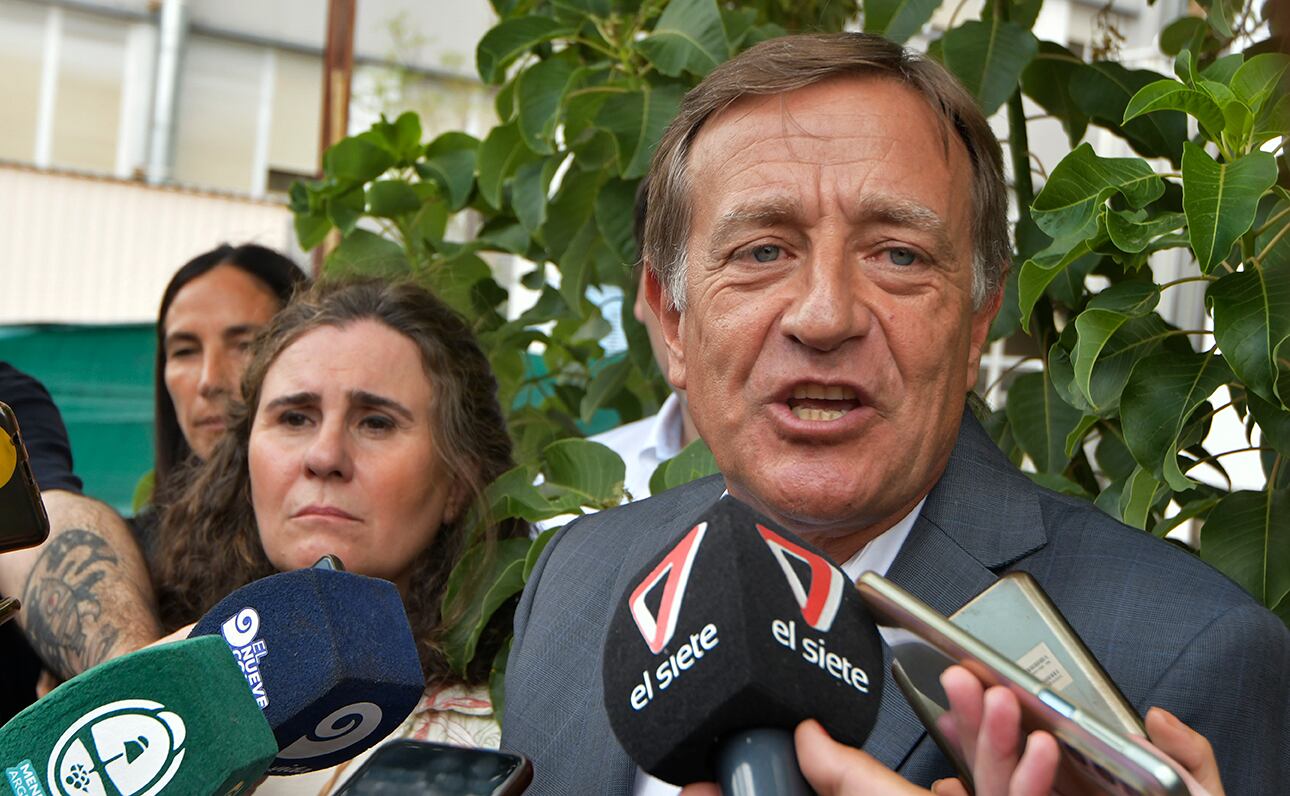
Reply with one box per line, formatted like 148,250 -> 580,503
0,490 -> 161,679
23,528 -> 122,676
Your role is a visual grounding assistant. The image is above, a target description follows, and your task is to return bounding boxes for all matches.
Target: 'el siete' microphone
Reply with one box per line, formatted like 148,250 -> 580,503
188,558 -> 425,776
0,635 -> 278,796
603,495 -> 884,794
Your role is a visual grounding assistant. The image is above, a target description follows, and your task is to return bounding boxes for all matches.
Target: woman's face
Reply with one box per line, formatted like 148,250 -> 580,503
163,264 -> 281,459
248,320 -> 462,589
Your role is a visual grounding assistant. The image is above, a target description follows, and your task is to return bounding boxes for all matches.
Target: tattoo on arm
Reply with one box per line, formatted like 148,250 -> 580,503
22,528 -> 122,678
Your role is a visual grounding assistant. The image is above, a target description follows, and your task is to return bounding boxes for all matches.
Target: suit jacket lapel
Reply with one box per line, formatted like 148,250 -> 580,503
862,410 -> 1048,771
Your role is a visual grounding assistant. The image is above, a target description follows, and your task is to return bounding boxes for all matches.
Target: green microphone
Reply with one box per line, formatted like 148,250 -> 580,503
0,635 -> 277,796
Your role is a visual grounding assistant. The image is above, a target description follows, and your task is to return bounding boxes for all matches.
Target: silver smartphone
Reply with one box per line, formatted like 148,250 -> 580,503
857,572 -> 1188,796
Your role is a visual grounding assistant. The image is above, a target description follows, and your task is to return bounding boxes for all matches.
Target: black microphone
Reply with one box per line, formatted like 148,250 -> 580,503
602,495 -> 883,794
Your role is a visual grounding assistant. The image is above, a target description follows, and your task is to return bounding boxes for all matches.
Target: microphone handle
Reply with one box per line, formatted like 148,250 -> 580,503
717,728 -> 813,796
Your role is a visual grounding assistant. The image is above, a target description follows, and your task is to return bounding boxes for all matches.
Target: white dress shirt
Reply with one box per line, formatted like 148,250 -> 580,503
633,498 -> 926,795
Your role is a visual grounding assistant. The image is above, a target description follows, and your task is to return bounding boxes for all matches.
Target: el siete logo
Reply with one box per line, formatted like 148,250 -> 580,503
629,522 -> 708,654
45,700 -> 186,796
755,523 -> 844,632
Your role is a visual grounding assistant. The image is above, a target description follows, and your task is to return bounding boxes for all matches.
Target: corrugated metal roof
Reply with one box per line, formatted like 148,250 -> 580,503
0,161 -> 301,323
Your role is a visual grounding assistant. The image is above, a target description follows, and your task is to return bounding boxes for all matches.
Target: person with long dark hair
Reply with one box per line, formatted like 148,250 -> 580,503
135,244 -> 307,552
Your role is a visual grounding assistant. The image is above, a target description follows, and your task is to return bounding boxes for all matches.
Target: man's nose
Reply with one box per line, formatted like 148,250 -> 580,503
304,420 -> 353,481
779,248 -> 871,352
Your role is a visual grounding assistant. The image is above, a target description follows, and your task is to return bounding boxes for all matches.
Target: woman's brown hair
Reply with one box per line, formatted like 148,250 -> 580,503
152,278 -> 524,684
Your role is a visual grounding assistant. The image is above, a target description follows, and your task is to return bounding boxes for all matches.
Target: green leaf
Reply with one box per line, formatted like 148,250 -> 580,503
326,187 -> 365,234
131,469 -> 155,514
419,132 -> 480,211
1070,62 -> 1188,163
489,636 -> 511,722
324,229 -> 410,278
483,466 -> 560,524
366,179 -> 421,218
476,17 -> 573,84
1021,42 -> 1089,145
1123,79 -> 1225,138
1248,391 -> 1290,456
1006,370 -> 1084,474
1253,94 -> 1290,145
941,18 -> 1038,117
523,527 -> 558,581
1200,53 -> 1244,86
1071,282 -> 1161,410
1121,349 -> 1233,492
1200,488 -> 1290,611
323,136 -> 396,184
516,56 -> 579,155
595,177 -> 640,265
637,0 -> 728,78
1072,311 -> 1176,414
512,158 -> 555,236
1159,17 -> 1209,56
1025,472 -> 1091,499
1181,143 -> 1278,273
294,211 -> 331,252
544,166 -> 602,261
648,438 -> 720,497
477,121 -> 540,210
1105,210 -> 1187,253
580,356 -> 631,423
1155,495 -> 1221,538
441,537 -> 532,675
1205,0 -> 1239,38
1031,143 -> 1164,240
1017,232 -> 1101,332
1119,465 -> 1165,530
597,85 -> 685,179
1231,53 -> 1290,113
1065,414 -> 1099,459
541,438 -> 627,509
861,0 -> 939,44
1208,258 -> 1290,406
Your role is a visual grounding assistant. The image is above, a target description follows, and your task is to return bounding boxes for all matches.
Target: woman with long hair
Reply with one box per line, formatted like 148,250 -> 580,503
151,278 -> 525,792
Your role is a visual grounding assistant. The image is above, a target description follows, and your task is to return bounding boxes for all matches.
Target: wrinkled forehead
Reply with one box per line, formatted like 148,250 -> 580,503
683,77 -> 975,240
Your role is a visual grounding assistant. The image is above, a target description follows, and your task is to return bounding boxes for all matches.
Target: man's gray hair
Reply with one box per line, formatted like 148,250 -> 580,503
642,32 -> 1011,311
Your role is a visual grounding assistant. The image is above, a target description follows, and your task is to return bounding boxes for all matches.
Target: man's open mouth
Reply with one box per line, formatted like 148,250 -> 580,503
785,384 -> 860,422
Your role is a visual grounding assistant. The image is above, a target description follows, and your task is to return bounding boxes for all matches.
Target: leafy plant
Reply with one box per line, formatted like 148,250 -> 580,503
290,0 -> 1290,695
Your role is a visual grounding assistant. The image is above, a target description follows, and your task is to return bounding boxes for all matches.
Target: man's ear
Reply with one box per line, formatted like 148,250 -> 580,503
964,277 -> 1005,392
643,263 -> 688,391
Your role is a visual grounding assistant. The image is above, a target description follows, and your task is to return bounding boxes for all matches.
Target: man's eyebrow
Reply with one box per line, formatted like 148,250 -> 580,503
349,390 -> 415,422
853,196 -> 955,260
707,197 -> 804,257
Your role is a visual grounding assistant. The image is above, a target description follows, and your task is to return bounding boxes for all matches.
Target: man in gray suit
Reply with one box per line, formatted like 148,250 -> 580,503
502,32 -> 1290,794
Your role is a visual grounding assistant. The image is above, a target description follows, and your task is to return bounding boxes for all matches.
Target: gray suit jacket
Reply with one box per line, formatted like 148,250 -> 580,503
502,412 -> 1290,794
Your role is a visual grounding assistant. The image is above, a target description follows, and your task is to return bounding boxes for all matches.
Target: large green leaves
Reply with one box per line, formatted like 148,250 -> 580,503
1006,370 -> 1085,474
1070,282 -> 1163,413
476,17 -> 573,84
441,537 -> 533,675
1022,42 -> 1089,145
1030,144 -> 1163,239
1201,489 -> 1290,614
861,0 -> 939,44
637,0 -> 728,78
541,438 -> 627,511
1121,350 -> 1233,492
941,18 -> 1039,116
516,56 -> 579,155
1123,79 -> 1225,138
597,85 -> 685,179
1070,62 -> 1188,162
1182,143 -> 1279,273
1208,258 -> 1290,406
